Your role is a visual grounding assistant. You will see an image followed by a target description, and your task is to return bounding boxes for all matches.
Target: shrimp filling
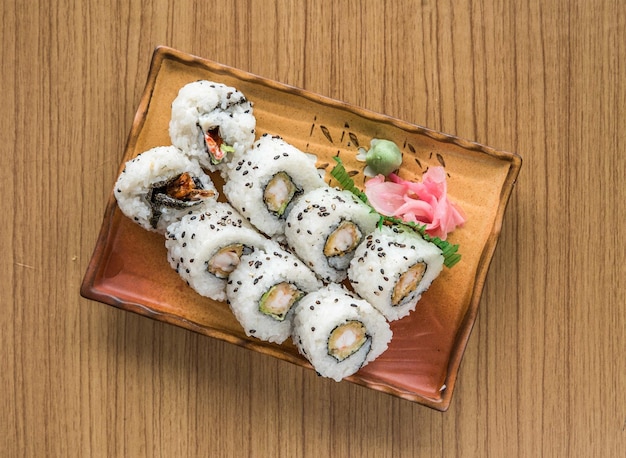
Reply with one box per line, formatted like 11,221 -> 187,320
391,262 -> 427,306
323,221 -> 362,270
258,282 -> 304,321
208,244 -> 246,279
264,172 -> 298,216
327,321 -> 369,362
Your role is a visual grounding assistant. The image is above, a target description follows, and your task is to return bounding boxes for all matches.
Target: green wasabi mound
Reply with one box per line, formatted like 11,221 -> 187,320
357,138 -> 403,176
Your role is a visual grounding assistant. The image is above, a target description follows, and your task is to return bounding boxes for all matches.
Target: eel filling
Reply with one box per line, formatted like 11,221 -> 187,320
148,172 -> 214,228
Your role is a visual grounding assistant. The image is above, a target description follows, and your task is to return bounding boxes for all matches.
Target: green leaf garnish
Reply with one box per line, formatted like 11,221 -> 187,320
330,157 -> 462,268
330,157 -> 369,203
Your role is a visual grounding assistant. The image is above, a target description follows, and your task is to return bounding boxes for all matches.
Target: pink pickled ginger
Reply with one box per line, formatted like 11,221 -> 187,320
364,166 -> 466,240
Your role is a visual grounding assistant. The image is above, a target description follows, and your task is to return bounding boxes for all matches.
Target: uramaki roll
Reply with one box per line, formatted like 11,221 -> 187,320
165,202 -> 271,302
348,224 -> 444,321
226,244 -> 322,344
223,134 -> 326,237
169,80 -> 256,172
291,283 -> 392,382
114,145 -> 218,233
284,187 -> 379,283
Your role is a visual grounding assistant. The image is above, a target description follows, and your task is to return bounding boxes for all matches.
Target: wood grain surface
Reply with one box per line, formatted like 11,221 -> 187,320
1,0 -> 624,456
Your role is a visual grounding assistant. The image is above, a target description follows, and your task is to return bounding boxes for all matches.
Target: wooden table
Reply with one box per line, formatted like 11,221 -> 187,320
2,1 -> 624,456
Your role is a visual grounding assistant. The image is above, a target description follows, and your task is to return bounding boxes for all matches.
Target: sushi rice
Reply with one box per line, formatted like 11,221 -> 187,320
169,80 -> 256,172
223,134 -> 326,237
284,186 -> 379,283
348,224 -> 444,321
291,283 -> 392,382
114,145 -> 218,234
226,244 -> 322,344
165,201 -> 271,302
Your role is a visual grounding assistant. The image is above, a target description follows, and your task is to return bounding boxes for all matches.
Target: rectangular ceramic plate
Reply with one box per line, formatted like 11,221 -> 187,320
81,46 -> 521,411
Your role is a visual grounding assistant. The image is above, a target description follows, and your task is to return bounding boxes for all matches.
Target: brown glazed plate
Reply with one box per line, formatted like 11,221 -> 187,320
81,46 -> 521,411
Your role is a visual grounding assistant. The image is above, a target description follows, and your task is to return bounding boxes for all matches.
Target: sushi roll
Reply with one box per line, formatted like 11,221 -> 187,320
226,244 -> 322,344
223,134 -> 326,237
169,80 -> 256,171
348,224 -> 444,321
284,187 -> 379,283
114,145 -> 218,233
165,202 -> 271,302
291,283 -> 392,382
